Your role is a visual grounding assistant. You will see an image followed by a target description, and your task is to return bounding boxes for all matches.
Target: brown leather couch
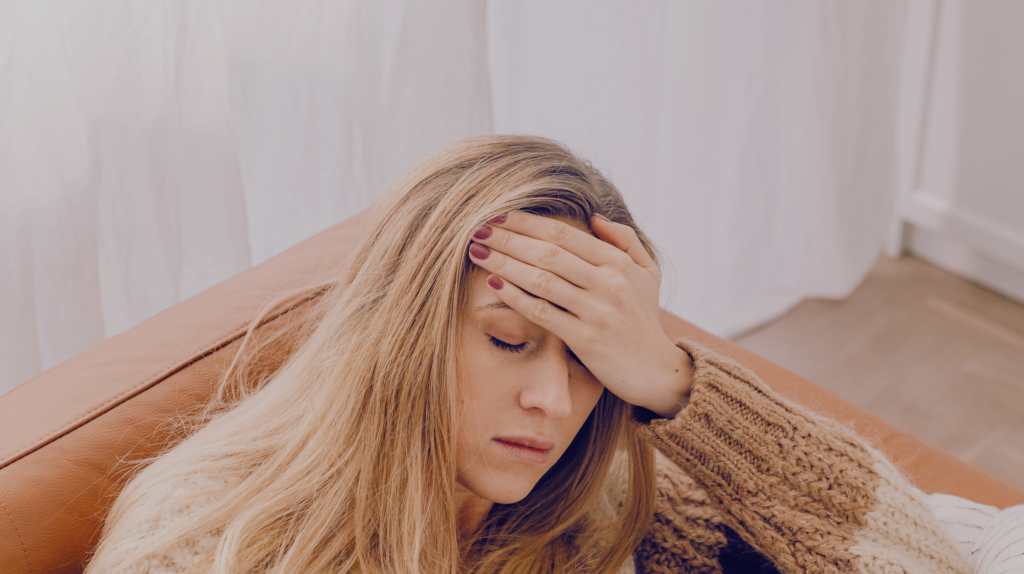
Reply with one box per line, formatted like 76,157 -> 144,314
2,211 -> 1022,574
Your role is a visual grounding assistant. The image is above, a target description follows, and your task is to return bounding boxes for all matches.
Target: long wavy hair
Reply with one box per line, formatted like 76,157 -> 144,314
87,135 -> 658,574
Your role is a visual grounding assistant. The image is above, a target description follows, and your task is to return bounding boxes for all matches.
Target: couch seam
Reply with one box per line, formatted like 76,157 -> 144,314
1,497 -> 33,573
190,361 -> 217,388
0,327 -> 246,470
0,292 -> 324,471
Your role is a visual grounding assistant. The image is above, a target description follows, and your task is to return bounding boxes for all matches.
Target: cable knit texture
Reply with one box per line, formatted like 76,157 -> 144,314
625,340 -> 970,574
92,340 -> 972,574
632,452 -> 726,574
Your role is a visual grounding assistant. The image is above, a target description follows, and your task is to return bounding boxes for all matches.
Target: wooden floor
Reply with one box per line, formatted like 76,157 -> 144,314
734,255 -> 1024,492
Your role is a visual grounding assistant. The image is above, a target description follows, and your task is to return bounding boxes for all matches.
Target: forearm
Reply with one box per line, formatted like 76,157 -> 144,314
632,340 -> 970,574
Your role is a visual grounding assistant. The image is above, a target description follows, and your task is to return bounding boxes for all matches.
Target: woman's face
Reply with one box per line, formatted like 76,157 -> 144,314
455,220 -> 605,505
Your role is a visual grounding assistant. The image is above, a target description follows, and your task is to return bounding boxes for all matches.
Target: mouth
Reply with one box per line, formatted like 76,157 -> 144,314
492,436 -> 554,465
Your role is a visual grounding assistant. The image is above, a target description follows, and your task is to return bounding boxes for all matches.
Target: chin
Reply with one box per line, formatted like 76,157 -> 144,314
465,473 -> 539,505
488,489 -> 532,505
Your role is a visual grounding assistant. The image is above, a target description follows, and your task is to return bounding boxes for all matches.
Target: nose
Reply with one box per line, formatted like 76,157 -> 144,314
517,343 -> 573,419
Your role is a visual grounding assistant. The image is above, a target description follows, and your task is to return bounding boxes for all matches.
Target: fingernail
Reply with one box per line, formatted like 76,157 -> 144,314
593,213 -> 611,223
489,213 -> 508,224
486,275 -> 504,290
472,225 -> 493,240
469,242 -> 491,260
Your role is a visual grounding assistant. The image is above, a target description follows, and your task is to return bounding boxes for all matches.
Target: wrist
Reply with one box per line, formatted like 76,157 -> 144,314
642,344 -> 694,418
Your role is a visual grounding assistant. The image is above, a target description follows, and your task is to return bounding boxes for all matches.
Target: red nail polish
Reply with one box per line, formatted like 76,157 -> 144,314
594,213 -> 611,223
469,243 -> 491,260
473,225 -> 493,240
489,213 -> 508,224
486,275 -> 504,290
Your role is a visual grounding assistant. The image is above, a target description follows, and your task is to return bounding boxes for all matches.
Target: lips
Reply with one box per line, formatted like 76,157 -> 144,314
494,436 -> 555,450
493,436 -> 554,465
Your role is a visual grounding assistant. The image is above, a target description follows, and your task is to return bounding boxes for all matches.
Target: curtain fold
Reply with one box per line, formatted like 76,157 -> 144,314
487,1 -> 907,335
0,0 -> 909,394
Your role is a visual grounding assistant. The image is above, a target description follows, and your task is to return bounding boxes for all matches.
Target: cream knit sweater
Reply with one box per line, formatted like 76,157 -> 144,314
94,340 -> 976,574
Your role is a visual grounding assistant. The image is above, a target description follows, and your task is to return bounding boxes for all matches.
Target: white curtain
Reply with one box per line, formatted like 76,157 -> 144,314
0,0 -> 908,394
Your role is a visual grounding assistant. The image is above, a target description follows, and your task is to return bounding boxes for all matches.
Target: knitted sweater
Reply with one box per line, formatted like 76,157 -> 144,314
91,340 -> 971,574
606,340 -> 969,574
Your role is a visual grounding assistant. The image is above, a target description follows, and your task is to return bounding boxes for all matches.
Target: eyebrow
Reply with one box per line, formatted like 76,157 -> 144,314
475,300 -> 573,315
475,301 -> 514,313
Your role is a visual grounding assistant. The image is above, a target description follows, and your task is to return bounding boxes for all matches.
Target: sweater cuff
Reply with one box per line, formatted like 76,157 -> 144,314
631,339 -> 878,490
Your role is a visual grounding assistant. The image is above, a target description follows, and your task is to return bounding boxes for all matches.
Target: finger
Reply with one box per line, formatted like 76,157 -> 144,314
488,211 -> 622,267
469,242 -> 594,317
481,272 -> 582,344
471,224 -> 600,289
590,214 -> 659,280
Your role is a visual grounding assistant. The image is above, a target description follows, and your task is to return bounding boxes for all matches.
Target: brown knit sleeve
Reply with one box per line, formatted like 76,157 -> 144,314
635,452 -> 727,574
630,340 -> 970,574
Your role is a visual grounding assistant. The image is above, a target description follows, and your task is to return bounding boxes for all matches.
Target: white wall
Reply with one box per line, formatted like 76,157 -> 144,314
895,0 -> 1024,302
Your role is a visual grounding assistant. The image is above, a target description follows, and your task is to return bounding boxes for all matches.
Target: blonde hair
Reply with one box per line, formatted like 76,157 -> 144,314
88,135 -> 658,574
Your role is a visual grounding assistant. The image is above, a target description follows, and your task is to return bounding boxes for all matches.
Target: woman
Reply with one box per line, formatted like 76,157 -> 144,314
86,135 -> 969,574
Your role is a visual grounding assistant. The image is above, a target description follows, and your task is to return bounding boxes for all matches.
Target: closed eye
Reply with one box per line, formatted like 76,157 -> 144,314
489,336 -> 527,353
489,336 -> 584,365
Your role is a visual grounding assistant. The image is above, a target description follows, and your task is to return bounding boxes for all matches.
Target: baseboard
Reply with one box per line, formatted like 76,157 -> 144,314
908,225 -> 1024,305
904,192 -> 1024,271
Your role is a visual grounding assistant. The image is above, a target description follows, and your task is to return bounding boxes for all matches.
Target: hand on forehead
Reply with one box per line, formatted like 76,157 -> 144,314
467,210 -> 691,418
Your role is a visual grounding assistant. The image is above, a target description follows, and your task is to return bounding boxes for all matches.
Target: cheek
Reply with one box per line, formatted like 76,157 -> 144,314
566,366 -> 606,428
454,343 -> 515,464
458,340 -> 507,410
571,362 -> 605,403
